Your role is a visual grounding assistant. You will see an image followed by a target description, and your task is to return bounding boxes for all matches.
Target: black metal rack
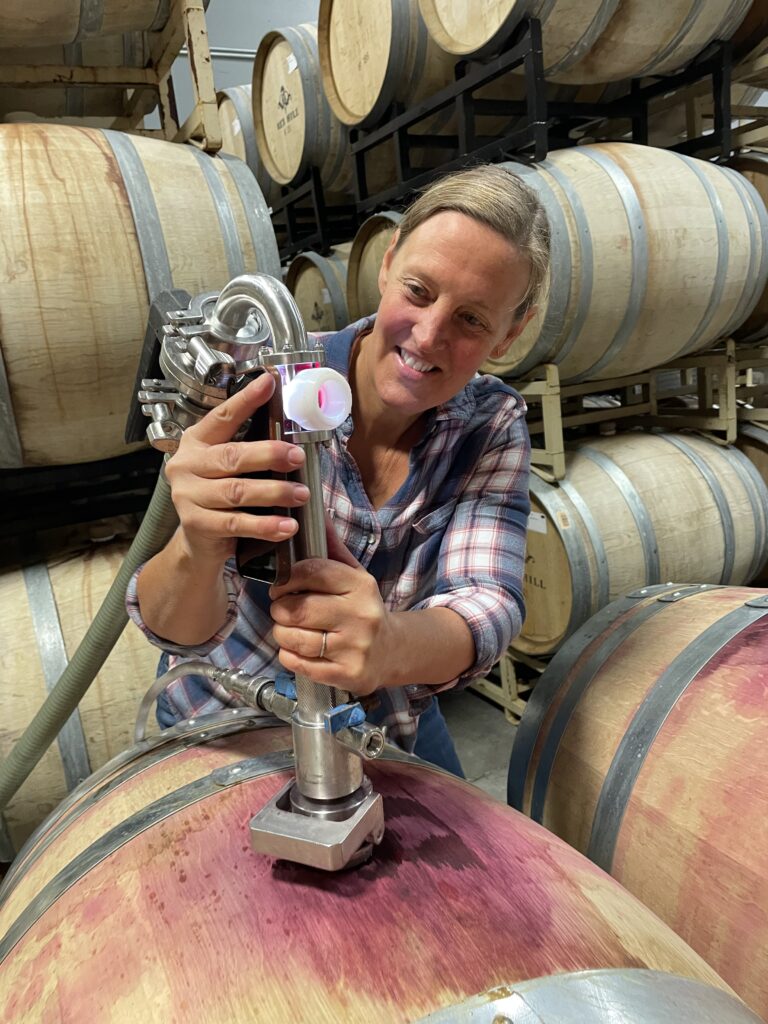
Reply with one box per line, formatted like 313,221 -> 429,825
2,448 -> 163,544
546,39 -> 735,160
347,21 -> 737,213
349,18 -> 548,213
270,21 -> 739,251
270,166 -> 360,262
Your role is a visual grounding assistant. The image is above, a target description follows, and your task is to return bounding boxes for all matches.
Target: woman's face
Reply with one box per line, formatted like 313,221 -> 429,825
358,210 -> 536,420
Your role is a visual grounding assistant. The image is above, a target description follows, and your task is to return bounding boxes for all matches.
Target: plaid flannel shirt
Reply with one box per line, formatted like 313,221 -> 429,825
126,316 -> 530,751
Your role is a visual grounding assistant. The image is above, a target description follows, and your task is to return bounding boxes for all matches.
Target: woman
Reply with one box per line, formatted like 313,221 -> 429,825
127,163 -> 550,774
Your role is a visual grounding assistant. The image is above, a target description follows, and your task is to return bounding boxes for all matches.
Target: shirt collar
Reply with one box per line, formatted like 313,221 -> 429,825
311,315 -> 478,433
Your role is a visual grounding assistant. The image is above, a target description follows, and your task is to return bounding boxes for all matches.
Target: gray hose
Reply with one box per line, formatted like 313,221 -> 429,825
133,661 -> 276,744
0,468 -> 179,814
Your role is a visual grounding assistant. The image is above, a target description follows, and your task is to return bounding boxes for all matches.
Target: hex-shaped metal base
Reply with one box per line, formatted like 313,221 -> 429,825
249,779 -> 385,871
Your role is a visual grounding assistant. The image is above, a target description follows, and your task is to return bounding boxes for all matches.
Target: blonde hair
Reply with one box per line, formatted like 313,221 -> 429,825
395,164 -> 550,318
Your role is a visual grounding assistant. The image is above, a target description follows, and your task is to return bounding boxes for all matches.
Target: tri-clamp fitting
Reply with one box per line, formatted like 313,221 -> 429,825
137,274 -> 385,872
227,670 -> 386,871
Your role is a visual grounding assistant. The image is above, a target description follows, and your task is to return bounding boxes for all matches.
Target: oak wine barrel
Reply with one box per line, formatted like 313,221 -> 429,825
509,582 -> 768,1017
286,243 -> 352,331
0,122 -> 279,467
0,717 -> 755,1022
0,34 -> 154,122
418,0 -> 619,75
346,211 -> 403,320
318,0 -> 456,129
0,1 -> 170,48
737,421 -> 768,584
253,22 -> 354,196
418,1 -> 752,83
729,151 -> 768,342
732,1 -> 768,62
0,541 -> 163,856
518,431 -> 768,657
481,144 -> 768,383
553,0 -> 753,85
217,84 -> 281,207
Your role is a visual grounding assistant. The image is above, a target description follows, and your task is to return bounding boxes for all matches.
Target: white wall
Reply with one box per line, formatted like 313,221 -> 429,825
153,0 -> 319,126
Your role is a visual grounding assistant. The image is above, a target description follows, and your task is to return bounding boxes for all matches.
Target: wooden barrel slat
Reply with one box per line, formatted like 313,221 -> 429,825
0,724 -> 749,1021
730,153 -> 768,342
509,583 -> 768,1017
216,84 -> 281,207
0,542 -> 164,855
318,0 -> 456,128
518,431 -> 768,657
286,243 -> 352,331
0,123 -> 279,467
481,144 -> 768,383
0,34 -> 155,121
346,211 -> 402,321
254,22 -> 353,196
0,2 -> 169,48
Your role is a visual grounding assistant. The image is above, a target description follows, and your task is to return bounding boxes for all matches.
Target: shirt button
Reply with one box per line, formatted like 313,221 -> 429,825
368,533 -> 376,544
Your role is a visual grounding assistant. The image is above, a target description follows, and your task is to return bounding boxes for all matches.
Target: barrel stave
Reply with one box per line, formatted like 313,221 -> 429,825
511,584 -> 768,1016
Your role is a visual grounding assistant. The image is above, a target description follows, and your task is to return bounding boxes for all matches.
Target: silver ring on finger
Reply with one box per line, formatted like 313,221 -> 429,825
319,630 -> 328,660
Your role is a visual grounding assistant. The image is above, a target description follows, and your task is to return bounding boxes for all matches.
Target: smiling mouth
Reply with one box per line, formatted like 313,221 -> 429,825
397,347 -> 438,373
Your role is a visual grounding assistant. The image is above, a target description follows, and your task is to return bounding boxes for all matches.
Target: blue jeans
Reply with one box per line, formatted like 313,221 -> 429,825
413,697 -> 465,778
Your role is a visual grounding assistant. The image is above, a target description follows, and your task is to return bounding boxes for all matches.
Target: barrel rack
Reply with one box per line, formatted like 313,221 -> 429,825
347,21 -> 739,211
270,166 -> 359,260
0,0 -> 221,151
0,449 -> 162,567
513,340 -> 768,482
270,18 -> 742,259
676,33 -> 768,153
471,650 -> 547,723
469,340 -> 768,719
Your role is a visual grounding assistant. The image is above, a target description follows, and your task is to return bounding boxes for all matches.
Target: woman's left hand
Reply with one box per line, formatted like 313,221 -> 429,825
269,532 -> 395,696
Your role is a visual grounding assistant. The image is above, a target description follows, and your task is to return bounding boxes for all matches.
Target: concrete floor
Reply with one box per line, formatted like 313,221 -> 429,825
439,688 -> 518,804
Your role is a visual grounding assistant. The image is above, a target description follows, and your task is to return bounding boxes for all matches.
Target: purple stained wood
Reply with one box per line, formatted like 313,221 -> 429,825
0,760 -> 730,1023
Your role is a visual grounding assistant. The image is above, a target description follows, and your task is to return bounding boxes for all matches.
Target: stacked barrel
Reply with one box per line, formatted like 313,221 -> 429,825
0,5 -> 170,125
477,144 -> 768,658
0,2 -> 281,867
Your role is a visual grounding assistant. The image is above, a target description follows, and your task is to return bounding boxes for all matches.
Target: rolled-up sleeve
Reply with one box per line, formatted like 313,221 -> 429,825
409,410 -> 530,690
125,558 -> 246,658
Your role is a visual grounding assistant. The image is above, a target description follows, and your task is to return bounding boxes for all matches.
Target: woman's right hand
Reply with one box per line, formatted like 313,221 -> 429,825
164,373 -> 309,566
